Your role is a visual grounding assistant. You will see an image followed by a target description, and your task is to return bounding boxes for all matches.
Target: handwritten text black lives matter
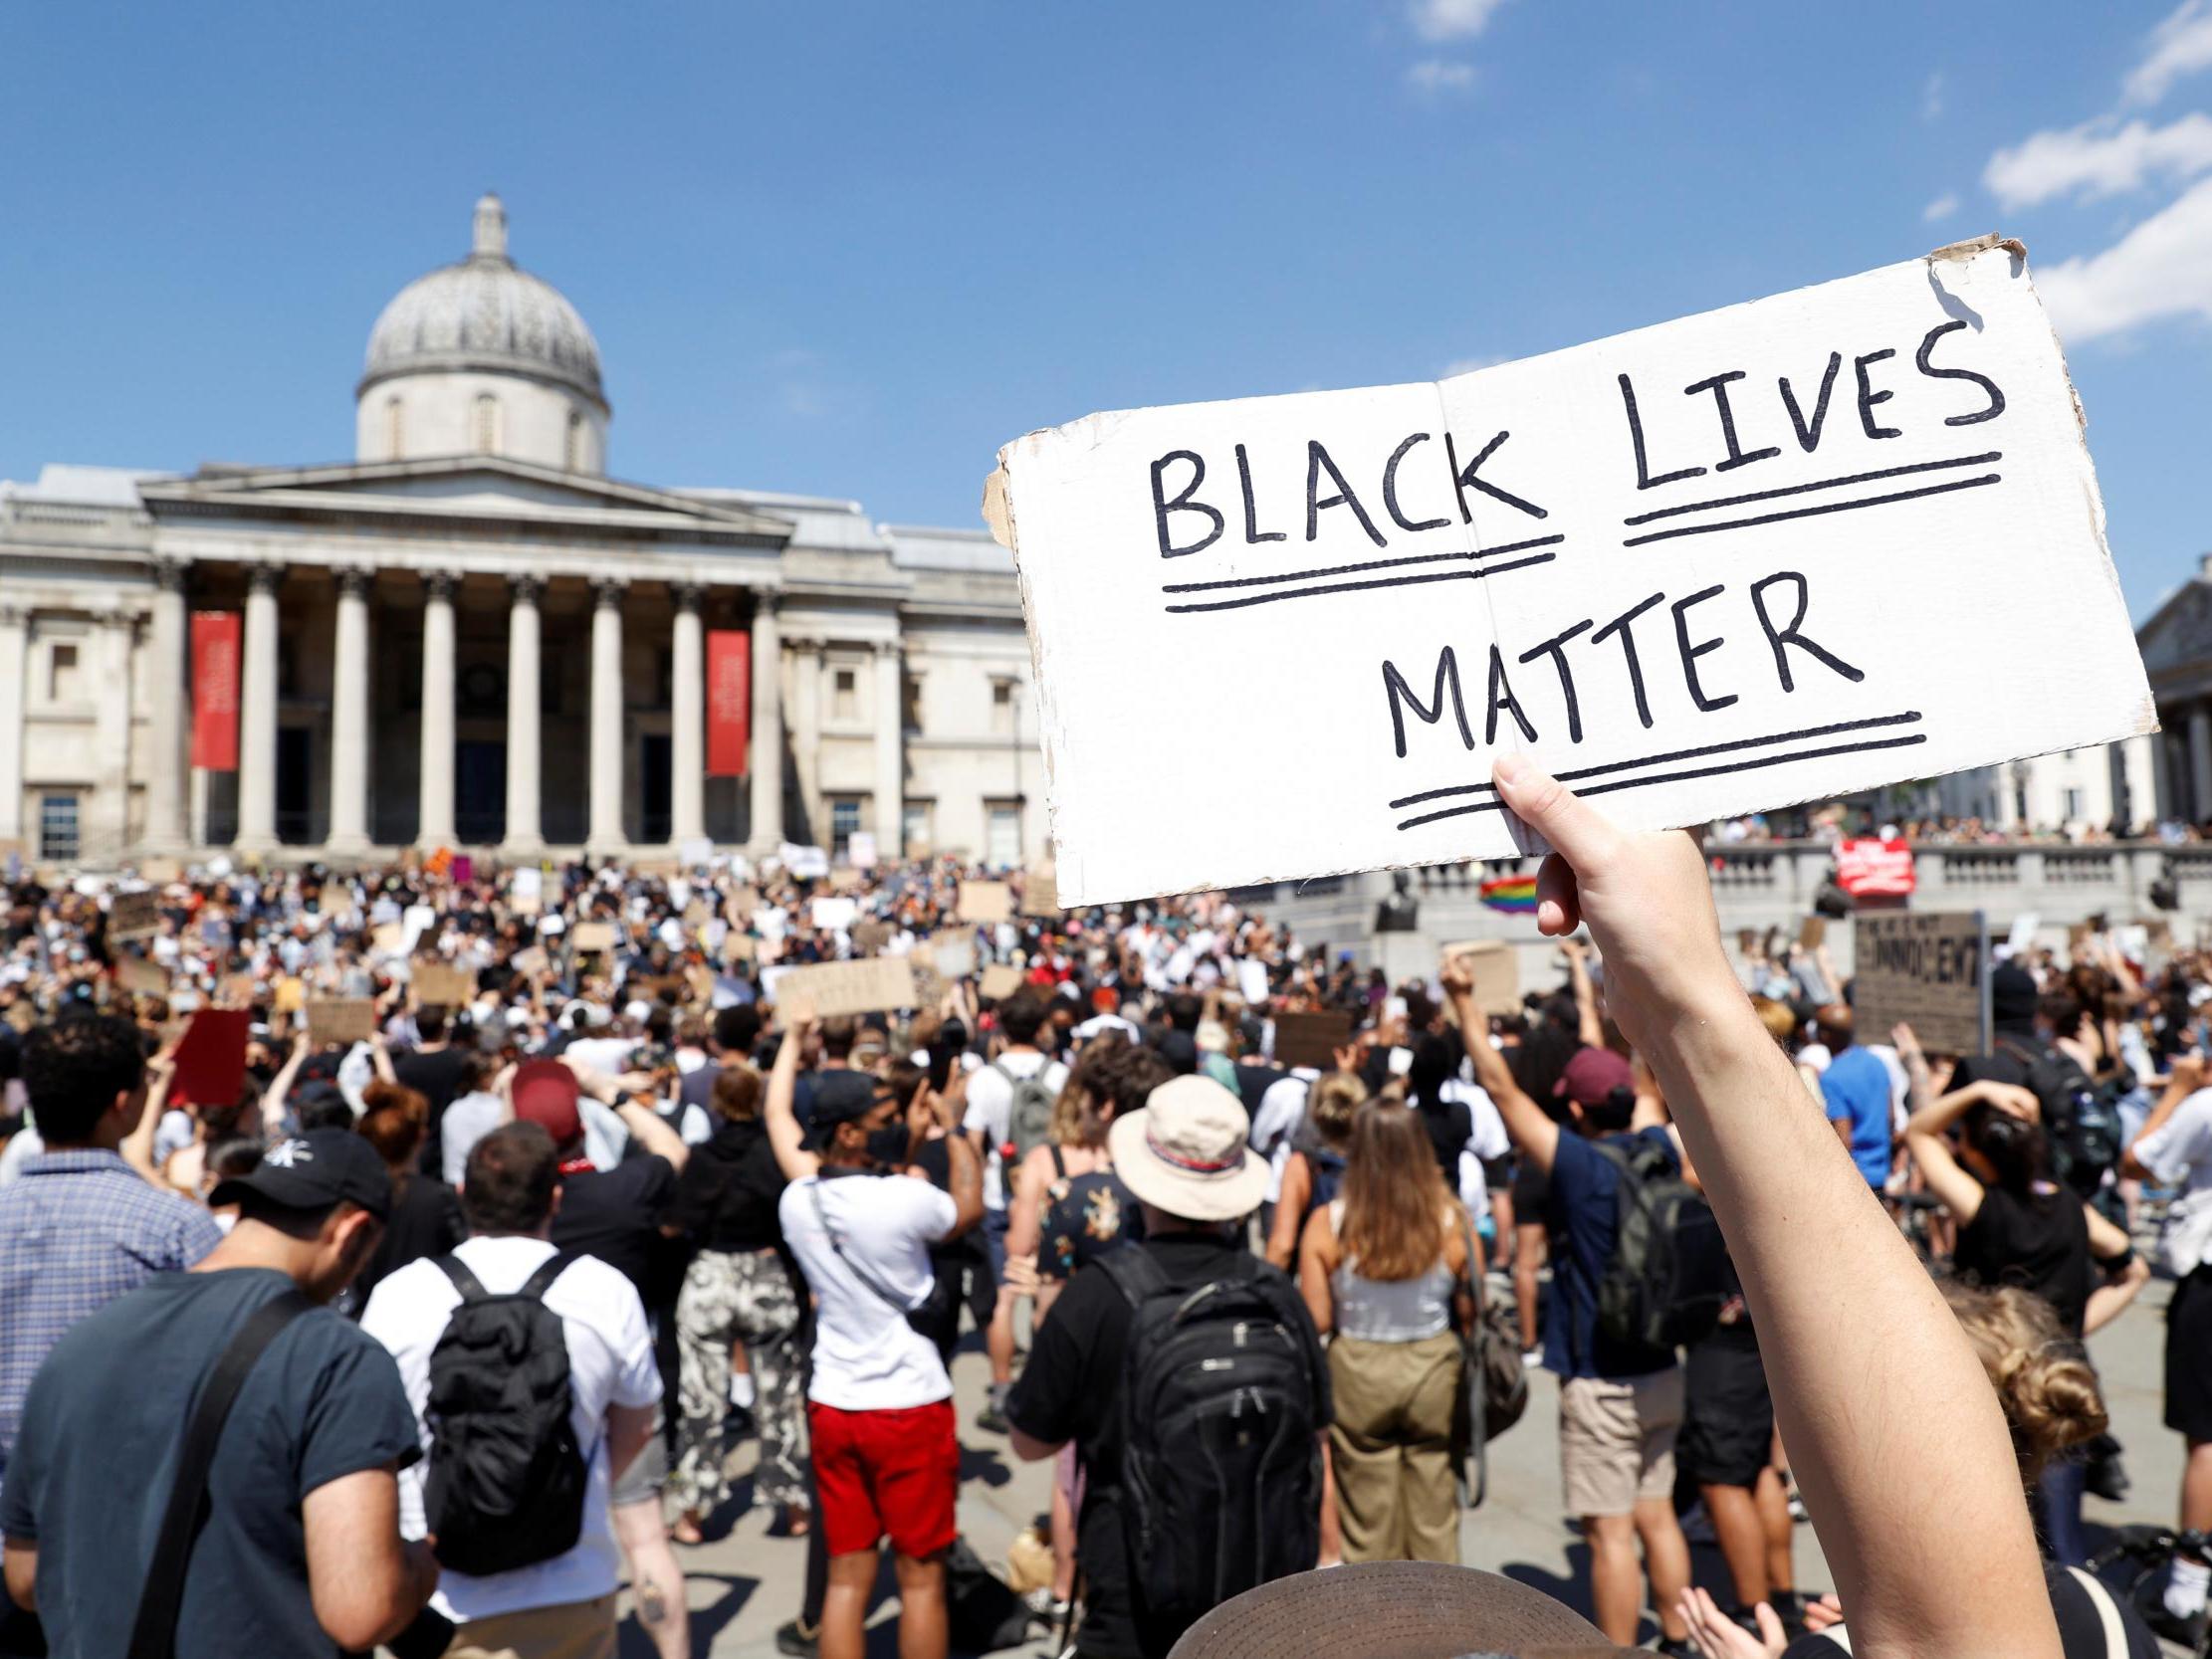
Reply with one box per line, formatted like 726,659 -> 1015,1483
1144,318 -> 2005,835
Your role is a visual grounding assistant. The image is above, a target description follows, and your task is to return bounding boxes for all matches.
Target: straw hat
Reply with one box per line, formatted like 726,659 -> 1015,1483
1107,1075 -> 1268,1222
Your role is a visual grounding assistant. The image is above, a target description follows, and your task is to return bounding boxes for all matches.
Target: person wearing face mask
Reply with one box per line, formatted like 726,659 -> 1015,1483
766,1002 -> 983,1659
3,1129 -> 440,1658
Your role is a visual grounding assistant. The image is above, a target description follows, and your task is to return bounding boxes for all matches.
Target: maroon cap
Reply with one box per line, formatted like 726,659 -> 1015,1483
511,1058 -> 583,1148
1555,1046 -> 1634,1109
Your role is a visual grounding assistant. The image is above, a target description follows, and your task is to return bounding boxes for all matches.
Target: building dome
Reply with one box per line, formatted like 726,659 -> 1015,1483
354,195 -> 610,473
360,194 -> 605,406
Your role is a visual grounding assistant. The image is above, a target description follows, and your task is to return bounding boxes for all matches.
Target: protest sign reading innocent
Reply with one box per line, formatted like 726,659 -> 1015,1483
990,239 -> 2153,905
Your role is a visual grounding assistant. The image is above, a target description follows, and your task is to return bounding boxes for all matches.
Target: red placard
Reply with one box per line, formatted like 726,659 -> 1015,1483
190,611 -> 241,771
707,629 -> 752,777
1835,837 -> 1916,898
170,1008 -> 250,1109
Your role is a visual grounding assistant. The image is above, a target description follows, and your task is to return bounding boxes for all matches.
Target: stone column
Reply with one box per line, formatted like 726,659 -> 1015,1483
327,567 -> 374,857
2151,721 -> 2175,825
748,594 -> 783,852
92,611 -> 138,861
788,634 -> 823,837
141,558 -> 189,854
0,605 -> 27,851
234,563 -> 283,854
669,583 -> 707,848
415,570 -> 458,849
586,576 -> 628,855
872,639 -> 904,859
2191,706 -> 2212,828
502,574 -> 546,856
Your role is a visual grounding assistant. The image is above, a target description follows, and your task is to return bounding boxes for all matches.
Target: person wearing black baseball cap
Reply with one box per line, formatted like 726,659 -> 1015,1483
2,1129 -> 439,1657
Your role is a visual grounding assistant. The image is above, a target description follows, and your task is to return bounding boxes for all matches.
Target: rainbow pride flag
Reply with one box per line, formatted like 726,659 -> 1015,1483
1479,872 -> 1538,914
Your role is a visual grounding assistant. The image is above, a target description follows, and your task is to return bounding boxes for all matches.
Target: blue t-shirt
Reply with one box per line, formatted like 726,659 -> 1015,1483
1542,1127 -> 1681,1381
1821,1046 -> 1894,1188
1,1267 -> 420,1659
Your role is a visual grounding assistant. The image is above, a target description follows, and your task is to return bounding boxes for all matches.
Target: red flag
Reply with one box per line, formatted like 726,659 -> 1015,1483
170,1008 -> 250,1109
707,630 -> 752,776
190,611 -> 241,771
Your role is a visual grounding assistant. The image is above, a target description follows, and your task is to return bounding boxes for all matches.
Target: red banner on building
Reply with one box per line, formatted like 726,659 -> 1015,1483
189,611 -> 241,771
706,629 -> 752,776
1835,837 -> 1916,898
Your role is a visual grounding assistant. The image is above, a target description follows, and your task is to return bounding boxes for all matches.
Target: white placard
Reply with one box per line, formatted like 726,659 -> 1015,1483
779,842 -> 830,880
810,896 -> 860,933
992,241 -> 2153,905
848,831 -> 878,871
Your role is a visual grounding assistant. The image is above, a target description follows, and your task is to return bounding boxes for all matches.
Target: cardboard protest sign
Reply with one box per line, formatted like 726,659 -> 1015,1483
990,241 -> 2153,905
1443,939 -> 1522,1016
108,890 -> 161,942
771,956 -> 920,1018
1021,865 -> 1061,917
571,921 -> 618,954
274,976 -> 306,1014
978,963 -> 1024,1000
412,960 -> 474,1006
1798,916 -> 1826,950
370,922 -> 406,956
779,843 -> 830,881
306,997 -> 378,1047
2007,913 -> 2041,957
1852,911 -> 1988,1057
138,856 -> 183,884
852,919 -> 895,955
683,898 -> 711,929
959,882 -> 1012,925
513,945 -> 551,976
1273,1009 -> 1352,1072
114,953 -> 171,997
810,897 -> 860,933
171,1009 -> 250,1107
726,933 -> 757,962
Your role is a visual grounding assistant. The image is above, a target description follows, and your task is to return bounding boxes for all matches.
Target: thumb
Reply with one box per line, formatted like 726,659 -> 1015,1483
1753,1601 -> 1786,1652
1490,753 -> 1619,874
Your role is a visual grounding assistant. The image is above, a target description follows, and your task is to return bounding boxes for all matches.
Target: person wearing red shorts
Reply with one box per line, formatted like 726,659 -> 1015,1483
766,1001 -> 982,1659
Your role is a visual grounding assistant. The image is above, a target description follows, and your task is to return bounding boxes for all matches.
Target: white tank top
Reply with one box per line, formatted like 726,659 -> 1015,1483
1326,1199 -> 1454,1342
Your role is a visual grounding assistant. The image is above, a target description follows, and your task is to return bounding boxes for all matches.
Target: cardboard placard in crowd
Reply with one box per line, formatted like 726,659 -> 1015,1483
978,962 -> 1024,1000
138,856 -> 183,884
513,945 -> 550,976
273,976 -> 306,1014
848,831 -> 879,871
219,973 -> 257,1006
851,919 -> 895,955
1443,938 -> 1522,1016
771,955 -> 920,1018
1798,916 -> 1826,950
810,896 -> 860,933
370,923 -> 406,956
779,843 -> 831,881
959,882 -> 1012,924
113,953 -> 171,998
989,240 -> 2153,905
1272,1009 -> 1352,1072
727,933 -> 757,962
412,960 -> 474,1007
108,890 -> 161,942
570,921 -> 617,954
1021,865 -> 1060,917
171,1008 -> 251,1107
683,898 -> 711,929
2007,913 -> 2040,957
1852,911 -> 1989,1057
306,997 -> 378,1048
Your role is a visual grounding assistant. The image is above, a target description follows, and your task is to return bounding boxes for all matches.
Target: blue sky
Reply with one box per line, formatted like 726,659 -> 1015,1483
3,1 -> 2209,618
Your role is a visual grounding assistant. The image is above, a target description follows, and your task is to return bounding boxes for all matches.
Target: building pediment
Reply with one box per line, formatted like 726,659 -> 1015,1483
2137,574 -> 2212,685
139,455 -> 794,548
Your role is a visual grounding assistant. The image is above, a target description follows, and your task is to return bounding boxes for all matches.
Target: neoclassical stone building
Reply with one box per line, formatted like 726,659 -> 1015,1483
0,196 -> 1045,869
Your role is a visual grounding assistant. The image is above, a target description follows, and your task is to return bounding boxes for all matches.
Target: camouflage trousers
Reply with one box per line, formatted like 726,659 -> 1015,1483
670,1246 -> 810,1516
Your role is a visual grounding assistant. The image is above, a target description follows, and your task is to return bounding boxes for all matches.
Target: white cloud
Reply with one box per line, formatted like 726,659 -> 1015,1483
1440,354 -> 1505,377
1921,192 -> 1961,222
1922,72 -> 1945,122
1409,0 -> 1510,41
1407,58 -> 1475,94
2124,0 -> 2212,104
2036,173 -> 2212,340
1983,110 -> 2212,207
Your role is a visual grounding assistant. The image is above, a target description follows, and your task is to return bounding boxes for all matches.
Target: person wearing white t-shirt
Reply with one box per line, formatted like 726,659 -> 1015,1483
768,999 -> 981,1659
359,1121 -> 667,1659
959,991 -> 1066,1432
2122,1055 -> 2212,1643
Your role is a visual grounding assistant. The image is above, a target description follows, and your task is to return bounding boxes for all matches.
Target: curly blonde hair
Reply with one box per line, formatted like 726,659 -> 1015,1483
1940,1279 -> 2106,1482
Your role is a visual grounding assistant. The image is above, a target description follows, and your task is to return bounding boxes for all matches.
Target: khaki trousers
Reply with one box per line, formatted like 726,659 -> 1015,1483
443,1592 -> 618,1659
1326,1329 -> 1462,1563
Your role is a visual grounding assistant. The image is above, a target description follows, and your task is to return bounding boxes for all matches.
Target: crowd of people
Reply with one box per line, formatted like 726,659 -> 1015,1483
0,777 -> 2208,1659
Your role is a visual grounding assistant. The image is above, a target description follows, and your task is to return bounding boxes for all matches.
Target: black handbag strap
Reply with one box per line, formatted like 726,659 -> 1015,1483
1456,1210 -> 1490,1510
125,1287 -> 315,1659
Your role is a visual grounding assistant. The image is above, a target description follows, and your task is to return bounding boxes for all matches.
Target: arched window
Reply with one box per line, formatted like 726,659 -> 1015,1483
384,395 -> 404,458
563,409 -> 584,471
473,393 -> 501,454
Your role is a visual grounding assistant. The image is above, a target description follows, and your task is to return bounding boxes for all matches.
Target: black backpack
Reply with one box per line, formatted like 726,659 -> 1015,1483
1100,1248 -> 1324,1629
1592,1138 -> 1727,1354
1996,1038 -> 2123,1197
422,1251 -> 589,1577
